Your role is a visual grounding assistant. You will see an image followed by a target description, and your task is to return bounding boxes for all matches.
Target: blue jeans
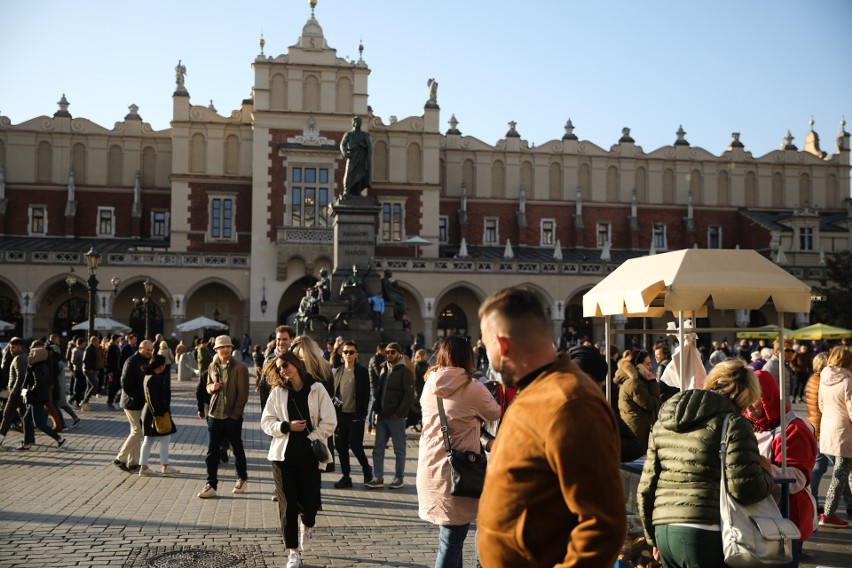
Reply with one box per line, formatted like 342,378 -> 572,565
436,524 -> 469,568
812,453 -> 852,507
23,403 -> 61,444
372,416 -> 406,479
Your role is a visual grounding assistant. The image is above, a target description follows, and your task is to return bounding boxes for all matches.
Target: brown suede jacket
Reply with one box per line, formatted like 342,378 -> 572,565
477,354 -> 626,567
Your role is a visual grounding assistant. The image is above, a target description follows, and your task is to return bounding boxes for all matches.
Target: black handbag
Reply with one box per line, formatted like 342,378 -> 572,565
295,399 -> 330,462
437,397 -> 487,498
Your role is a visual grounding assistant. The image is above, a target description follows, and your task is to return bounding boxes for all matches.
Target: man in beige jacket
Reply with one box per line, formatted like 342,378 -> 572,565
198,335 -> 250,499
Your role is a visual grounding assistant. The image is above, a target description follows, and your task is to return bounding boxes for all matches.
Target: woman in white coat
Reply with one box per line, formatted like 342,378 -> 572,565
260,350 -> 337,568
818,345 -> 852,528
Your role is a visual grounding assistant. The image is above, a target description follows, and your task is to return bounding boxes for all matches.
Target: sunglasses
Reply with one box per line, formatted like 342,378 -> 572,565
784,348 -> 795,353
278,361 -> 290,372
385,349 -> 398,355
342,350 -> 357,355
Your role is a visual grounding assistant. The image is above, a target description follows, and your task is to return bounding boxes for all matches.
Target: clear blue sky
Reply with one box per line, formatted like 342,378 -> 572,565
2,0 -> 849,158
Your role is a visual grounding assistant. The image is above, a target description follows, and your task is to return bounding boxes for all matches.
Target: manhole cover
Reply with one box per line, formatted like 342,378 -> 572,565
147,549 -> 245,567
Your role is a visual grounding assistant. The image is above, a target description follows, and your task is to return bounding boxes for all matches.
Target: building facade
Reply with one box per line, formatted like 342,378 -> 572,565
0,7 -> 850,349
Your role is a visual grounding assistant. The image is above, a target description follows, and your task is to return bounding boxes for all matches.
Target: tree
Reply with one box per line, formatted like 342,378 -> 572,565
813,250 -> 852,329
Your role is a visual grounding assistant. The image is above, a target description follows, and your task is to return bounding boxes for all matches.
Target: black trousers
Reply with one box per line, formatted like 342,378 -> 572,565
272,461 -> 320,549
205,417 -> 247,489
334,411 -> 370,477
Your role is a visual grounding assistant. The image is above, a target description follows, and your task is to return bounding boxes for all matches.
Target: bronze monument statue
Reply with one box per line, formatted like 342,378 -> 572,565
340,116 -> 372,197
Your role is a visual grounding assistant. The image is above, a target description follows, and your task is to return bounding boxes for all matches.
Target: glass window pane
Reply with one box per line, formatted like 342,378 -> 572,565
319,189 -> 328,225
292,188 -> 302,226
305,168 -> 316,183
383,204 -> 390,241
292,168 -> 301,183
223,199 -> 232,238
305,189 -> 316,227
319,168 -> 328,184
212,199 -> 221,237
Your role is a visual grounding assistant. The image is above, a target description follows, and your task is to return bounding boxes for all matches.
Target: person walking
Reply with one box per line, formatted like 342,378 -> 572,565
261,350 -> 336,568
81,336 -> 100,411
105,334 -> 122,409
138,355 -> 179,476
638,359 -> 774,567
0,338 -> 27,448
331,341 -> 372,488
614,349 -> 660,452
197,335 -> 250,499
365,342 -> 415,490
476,287 -> 625,567
20,341 -> 66,449
158,341 -> 175,375
114,340 -> 155,473
817,345 -> 852,527
416,336 -> 500,568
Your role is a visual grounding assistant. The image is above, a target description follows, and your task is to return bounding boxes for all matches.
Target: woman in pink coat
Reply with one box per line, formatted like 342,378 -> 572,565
818,345 -> 852,528
416,336 -> 501,568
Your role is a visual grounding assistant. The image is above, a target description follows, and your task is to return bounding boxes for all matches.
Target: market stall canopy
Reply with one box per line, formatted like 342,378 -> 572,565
0,320 -> 14,330
71,317 -> 131,333
583,249 -> 813,318
175,316 -> 229,333
788,323 -> 852,341
735,325 -> 794,340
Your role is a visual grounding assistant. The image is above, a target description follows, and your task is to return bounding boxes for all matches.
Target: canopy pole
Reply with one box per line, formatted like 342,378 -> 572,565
678,311 -> 686,391
605,315 -> 612,403
778,311 -> 788,479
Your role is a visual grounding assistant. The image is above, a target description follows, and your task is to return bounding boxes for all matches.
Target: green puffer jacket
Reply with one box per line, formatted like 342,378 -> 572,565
637,389 -> 773,546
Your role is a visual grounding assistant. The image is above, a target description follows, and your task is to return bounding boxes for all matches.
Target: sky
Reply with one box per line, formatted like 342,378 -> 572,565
1,0 -> 850,158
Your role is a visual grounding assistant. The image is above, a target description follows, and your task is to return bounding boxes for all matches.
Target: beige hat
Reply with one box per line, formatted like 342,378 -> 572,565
213,335 -> 233,349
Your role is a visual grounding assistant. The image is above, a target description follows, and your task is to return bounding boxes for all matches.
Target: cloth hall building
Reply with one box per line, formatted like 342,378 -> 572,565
0,9 -> 850,349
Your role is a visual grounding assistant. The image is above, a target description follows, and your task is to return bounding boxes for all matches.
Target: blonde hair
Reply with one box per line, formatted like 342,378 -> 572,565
293,336 -> 333,383
826,345 -> 852,370
704,358 -> 761,412
812,352 -> 829,375
414,348 -> 428,363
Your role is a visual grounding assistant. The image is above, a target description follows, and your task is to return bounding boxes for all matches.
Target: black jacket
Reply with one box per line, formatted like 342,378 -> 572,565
106,343 -> 121,375
376,361 -> 414,419
333,363 -> 370,419
119,352 -> 147,410
142,371 -> 176,437
83,344 -> 98,373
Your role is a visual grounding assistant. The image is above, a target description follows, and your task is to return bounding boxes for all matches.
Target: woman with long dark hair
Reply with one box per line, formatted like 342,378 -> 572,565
260,350 -> 336,568
416,336 -> 500,568
138,354 -> 179,475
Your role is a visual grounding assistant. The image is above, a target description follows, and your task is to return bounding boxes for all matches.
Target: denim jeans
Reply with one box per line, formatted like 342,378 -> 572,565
23,403 -> 61,444
372,416 -> 406,479
435,524 -> 469,568
206,417 -> 247,489
812,453 -> 852,507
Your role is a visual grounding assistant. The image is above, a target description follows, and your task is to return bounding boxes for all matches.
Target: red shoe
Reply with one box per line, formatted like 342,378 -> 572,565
819,514 -> 849,528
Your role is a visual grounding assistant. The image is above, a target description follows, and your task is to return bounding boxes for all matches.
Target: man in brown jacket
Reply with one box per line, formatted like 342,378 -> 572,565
198,335 -> 250,499
477,287 -> 626,567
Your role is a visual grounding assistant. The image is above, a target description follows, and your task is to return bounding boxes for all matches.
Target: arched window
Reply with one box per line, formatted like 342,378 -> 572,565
799,173 -> 811,208
463,159 -> 475,197
37,141 -> 52,182
129,301 -> 164,339
579,163 -> 591,200
771,172 -> 783,207
492,160 -> 505,198
52,297 -> 88,337
190,133 -> 205,173
635,166 -> 647,202
437,303 -> 468,339
406,142 -> 422,182
224,135 -> 240,176
717,169 -> 730,205
335,76 -> 353,114
662,169 -> 675,203
303,75 -> 320,112
549,162 -> 562,200
108,145 -> 123,185
373,140 -> 389,181
271,73 -> 287,111
606,166 -> 619,201
72,143 -> 87,184
141,146 -> 156,186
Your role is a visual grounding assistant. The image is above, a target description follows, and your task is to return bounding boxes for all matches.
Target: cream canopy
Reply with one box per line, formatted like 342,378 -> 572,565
583,249 -> 812,318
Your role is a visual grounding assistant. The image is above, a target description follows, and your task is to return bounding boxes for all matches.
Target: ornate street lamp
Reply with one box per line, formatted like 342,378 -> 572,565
84,247 -> 101,339
143,278 -> 154,341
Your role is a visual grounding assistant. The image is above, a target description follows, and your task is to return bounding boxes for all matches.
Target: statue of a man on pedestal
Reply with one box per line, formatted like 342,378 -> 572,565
340,116 -> 372,197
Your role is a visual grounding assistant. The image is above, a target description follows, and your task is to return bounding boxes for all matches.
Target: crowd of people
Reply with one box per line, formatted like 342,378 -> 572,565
3,300 -> 852,568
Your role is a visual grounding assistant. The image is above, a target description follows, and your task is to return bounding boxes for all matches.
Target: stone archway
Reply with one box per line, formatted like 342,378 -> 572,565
183,282 -> 244,341
433,286 -> 484,344
0,294 -> 23,340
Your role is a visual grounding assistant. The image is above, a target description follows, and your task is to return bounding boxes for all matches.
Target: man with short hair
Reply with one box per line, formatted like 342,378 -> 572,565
198,335 -> 250,499
105,334 -> 122,409
332,341 -> 372,488
0,338 -> 27,448
261,325 -> 294,410
365,342 -> 414,490
367,343 -> 386,434
81,336 -> 100,411
114,339 -> 155,472
119,333 -> 138,371
476,286 -> 625,567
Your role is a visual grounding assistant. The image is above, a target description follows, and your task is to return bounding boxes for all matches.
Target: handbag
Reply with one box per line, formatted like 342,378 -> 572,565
152,411 -> 173,434
437,396 -> 487,498
294,397 -> 330,462
719,413 -> 800,567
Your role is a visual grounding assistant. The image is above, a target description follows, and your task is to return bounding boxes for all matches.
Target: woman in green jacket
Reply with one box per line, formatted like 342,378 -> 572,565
638,359 -> 773,568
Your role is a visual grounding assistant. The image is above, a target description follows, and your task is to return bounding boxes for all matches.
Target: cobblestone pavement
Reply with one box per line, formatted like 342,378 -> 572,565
0,379 -> 849,567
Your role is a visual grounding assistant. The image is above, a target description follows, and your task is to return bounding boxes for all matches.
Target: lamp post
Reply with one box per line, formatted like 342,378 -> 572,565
143,278 -> 154,341
65,248 -> 121,339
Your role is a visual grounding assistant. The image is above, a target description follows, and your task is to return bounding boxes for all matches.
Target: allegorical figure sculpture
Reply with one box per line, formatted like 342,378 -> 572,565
175,60 -> 187,90
381,269 -> 408,321
313,268 -> 331,301
339,116 -> 372,197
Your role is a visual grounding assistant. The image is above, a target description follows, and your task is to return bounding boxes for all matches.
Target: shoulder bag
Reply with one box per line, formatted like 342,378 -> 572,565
437,396 -> 487,498
719,413 -> 800,567
144,375 -> 173,435
293,391 -> 329,462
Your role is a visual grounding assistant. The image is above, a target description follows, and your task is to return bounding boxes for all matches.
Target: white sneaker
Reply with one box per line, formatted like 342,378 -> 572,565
300,524 -> 313,552
286,551 -> 302,568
